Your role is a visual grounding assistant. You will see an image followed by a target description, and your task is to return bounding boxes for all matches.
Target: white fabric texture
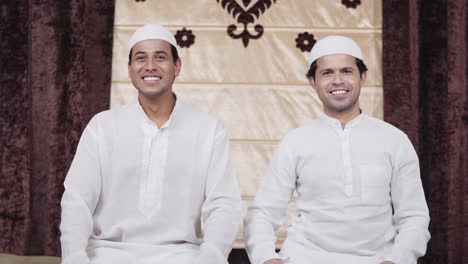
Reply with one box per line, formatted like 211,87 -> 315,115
60,99 -> 241,264
128,24 -> 178,52
244,113 -> 430,264
308,35 -> 363,65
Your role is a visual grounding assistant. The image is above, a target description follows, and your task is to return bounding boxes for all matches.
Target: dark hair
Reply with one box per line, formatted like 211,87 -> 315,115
306,57 -> 368,80
128,44 -> 179,65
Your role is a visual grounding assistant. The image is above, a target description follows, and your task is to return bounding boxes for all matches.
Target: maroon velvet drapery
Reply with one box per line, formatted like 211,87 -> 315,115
383,1 -> 467,264
0,1 -> 115,256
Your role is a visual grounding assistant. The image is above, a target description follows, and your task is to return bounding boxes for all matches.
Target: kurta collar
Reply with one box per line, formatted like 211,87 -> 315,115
319,111 -> 365,130
133,93 -> 181,129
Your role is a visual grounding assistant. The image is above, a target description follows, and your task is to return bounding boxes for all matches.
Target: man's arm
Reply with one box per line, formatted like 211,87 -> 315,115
382,136 -> 430,263
194,122 -> 241,264
60,119 -> 102,264
244,136 -> 296,264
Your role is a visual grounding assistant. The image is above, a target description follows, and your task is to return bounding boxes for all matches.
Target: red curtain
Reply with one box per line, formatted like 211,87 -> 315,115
0,0 -> 115,256
383,1 -> 467,263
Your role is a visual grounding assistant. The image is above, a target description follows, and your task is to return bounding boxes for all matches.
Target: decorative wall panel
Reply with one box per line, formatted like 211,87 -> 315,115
112,0 -> 382,248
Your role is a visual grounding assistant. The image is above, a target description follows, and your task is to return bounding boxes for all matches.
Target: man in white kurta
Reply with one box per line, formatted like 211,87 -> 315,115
60,24 -> 241,264
244,36 -> 430,264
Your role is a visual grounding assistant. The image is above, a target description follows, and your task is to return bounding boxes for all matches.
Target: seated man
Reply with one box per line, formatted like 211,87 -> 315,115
60,24 -> 241,264
243,36 -> 430,264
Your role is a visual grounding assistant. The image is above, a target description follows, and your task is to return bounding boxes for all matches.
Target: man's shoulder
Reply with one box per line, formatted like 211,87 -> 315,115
92,103 -> 127,119
86,103 -> 136,130
280,118 -> 322,144
291,117 -> 323,133
177,101 -> 222,126
363,115 -> 408,138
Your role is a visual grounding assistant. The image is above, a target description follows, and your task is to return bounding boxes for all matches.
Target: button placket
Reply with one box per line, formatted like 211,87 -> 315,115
146,128 -> 159,192
139,122 -> 155,215
342,128 -> 353,197
147,126 -> 164,214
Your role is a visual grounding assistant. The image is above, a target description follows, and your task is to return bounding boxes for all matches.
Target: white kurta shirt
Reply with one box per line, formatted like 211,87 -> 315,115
244,113 -> 430,264
60,100 -> 241,264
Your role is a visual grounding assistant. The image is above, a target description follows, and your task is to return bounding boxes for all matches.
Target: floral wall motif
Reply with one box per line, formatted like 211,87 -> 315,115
111,0 -> 382,248
216,0 -> 278,47
342,0 -> 361,9
295,32 -> 316,52
175,28 -> 196,48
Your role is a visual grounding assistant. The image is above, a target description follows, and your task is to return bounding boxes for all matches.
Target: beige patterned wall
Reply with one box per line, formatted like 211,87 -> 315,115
111,0 -> 382,248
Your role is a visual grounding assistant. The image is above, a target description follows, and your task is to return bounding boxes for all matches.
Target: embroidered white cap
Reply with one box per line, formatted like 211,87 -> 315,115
308,35 -> 363,65
128,24 -> 177,52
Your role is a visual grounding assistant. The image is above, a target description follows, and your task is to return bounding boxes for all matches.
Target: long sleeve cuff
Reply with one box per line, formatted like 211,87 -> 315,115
193,242 -> 228,264
382,247 -> 417,264
61,251 -> 91,264
246,242 -> 280,264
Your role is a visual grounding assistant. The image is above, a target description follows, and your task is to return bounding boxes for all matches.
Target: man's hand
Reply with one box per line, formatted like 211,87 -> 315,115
380,261 -> 396,264
264,259 -> 282,264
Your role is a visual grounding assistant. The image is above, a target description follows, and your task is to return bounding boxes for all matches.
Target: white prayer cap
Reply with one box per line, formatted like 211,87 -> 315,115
128,24 -> 177,52
308,35 -> 363,65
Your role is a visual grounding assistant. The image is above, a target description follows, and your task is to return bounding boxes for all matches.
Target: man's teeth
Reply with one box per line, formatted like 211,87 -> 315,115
331,90 -> 347,95
144,76 -> 161,81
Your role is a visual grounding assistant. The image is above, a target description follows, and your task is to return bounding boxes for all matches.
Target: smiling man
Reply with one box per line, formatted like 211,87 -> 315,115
243,36 -> 430,264
60,24 -> 241,264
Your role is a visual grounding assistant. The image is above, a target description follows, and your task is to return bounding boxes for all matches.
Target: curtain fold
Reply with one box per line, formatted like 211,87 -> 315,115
0,0 -> 31,255
383,1 -> 467,263
0,0 -> 115,256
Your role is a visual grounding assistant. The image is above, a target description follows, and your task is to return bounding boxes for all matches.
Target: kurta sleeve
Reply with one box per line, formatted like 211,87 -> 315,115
194,121 -> 241,264
383,135 -> 430,264
60,117 -> 102,264
243,135 -> 297,264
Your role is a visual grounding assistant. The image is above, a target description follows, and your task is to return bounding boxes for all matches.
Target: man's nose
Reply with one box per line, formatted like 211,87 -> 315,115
333,73 -> 344,84
145,59 -> 157,70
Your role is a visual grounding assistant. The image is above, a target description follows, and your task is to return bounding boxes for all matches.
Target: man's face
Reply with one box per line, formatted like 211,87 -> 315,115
128,39 -> 181,100
309,54 -> 366,118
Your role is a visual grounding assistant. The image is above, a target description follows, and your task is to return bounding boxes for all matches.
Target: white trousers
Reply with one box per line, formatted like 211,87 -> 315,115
88,240 -> 198,264
279,238 -> 382,264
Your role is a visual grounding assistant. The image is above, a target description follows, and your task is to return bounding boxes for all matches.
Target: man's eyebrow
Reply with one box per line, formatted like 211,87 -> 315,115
134,50 -> 168,57
319,66 -> 355,72
318,68 -> 333,73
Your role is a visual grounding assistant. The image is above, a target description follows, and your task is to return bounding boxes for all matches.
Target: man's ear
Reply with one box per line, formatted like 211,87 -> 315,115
360,71 -> 367,85
174,58 -> 182,77
308,77 -> 317,92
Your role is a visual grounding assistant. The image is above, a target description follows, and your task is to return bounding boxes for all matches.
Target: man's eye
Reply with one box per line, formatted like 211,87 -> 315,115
322,71 -> 332,76
155,55 -> 167,61
135,56 -> 145,61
